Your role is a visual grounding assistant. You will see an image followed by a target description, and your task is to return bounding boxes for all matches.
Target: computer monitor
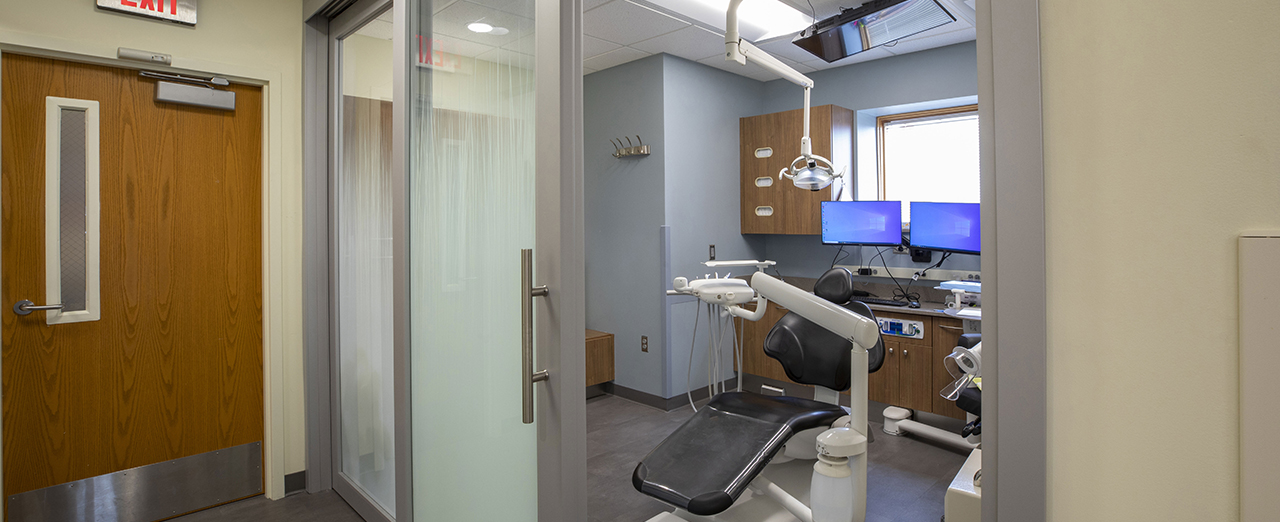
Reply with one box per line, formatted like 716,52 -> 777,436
821,201 -> 903,246
908,202 -> 981,254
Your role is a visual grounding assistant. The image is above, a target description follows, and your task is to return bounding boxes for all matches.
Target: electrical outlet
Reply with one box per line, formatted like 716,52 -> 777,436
641,336 -> 648,352
709,245 -> 715,260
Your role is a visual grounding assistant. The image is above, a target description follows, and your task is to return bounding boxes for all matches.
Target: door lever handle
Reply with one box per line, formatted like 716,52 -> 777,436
13,300 -> 63,316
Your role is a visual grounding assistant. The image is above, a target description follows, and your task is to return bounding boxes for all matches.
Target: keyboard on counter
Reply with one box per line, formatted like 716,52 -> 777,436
852,297 -> 909,307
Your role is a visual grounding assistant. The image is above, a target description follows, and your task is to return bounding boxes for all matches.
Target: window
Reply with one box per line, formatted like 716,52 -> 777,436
875,104 -> 979,222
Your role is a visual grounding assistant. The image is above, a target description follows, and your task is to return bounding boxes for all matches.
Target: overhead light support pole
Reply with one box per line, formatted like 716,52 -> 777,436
725,0 -> 843,192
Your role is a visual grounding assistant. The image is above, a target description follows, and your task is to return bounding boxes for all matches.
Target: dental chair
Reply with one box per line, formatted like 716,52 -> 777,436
633,268 -> 885,517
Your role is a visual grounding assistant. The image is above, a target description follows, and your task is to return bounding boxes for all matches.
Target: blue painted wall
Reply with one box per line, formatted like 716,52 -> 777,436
585,42 -> 980,401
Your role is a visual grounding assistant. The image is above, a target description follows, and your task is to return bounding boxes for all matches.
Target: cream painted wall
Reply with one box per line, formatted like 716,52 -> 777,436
1040,1 -> 1280,520
0,0 -> 308,497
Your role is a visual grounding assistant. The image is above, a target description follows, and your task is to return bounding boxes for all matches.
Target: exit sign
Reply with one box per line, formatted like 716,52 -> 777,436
97,0 -> 197,26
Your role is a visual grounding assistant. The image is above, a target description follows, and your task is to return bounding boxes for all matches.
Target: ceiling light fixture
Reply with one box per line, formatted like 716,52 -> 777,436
489,26 -> 510,35
467,22 -> 494,33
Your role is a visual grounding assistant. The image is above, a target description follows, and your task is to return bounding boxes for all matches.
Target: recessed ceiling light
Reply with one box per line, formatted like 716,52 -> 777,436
489,26 -> 510,35
467,22 -> 494,33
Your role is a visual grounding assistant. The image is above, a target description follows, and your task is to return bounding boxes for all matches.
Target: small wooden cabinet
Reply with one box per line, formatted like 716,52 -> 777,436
739,105 -> 854,235
739,304 -> 969,420
586,329 -> 615,387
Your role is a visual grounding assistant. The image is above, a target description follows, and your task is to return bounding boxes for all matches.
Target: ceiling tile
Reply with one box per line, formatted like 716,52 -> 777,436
585,35 -> 623,58
695,55 -> 777,83
433,1 -> 533,47
475,47 -> 535,69
502,33 -> 535,54
434,0 -> 459,14
804,46 -> 895,69
433,33 -> 498,58
584,0 -> 612,12
468,0 -> 535,18
583,0 -> 689,46
356,18 -> 394,40
755,36 -> 825,66
881,27 -> 976,56
630,25 -> 725,62
583,47 -> 651,71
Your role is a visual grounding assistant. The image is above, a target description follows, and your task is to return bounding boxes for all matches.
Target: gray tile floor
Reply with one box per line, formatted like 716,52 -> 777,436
177,394 -> 966,522
586,394 -> 969,522
172,489 -> 362,522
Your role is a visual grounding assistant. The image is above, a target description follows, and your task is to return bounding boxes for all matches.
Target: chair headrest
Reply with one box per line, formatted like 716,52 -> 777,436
813,267 -> 855,304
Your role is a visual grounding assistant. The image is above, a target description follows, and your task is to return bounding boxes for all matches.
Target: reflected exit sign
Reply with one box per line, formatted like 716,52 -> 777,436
97,0 -> 197,26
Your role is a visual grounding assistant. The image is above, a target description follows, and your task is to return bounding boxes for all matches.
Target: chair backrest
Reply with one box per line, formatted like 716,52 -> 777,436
761,268 -> 885,391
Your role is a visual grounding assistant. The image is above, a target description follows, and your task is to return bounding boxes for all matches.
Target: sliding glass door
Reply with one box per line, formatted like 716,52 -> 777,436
332,2 -> 397,520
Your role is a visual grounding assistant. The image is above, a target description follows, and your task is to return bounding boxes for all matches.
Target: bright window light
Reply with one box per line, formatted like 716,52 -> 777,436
645,0 -> 812,41
879,110 -> 980,222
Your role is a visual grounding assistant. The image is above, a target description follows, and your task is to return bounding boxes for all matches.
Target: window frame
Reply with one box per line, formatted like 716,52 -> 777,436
875,103 -> 979,201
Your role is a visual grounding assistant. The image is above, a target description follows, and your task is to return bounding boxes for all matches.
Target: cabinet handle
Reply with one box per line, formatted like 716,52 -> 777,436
940,325 -> 964,331
888,347 -> 894,354
903,349 -> 908,356
521,249 -> 550,425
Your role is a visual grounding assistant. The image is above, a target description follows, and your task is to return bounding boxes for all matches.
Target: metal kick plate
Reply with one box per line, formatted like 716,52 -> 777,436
8,441 -> 262,522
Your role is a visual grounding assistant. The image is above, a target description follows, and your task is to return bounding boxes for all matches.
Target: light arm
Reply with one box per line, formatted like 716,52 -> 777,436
726,0 -> 843,191
746,272 -> 880,351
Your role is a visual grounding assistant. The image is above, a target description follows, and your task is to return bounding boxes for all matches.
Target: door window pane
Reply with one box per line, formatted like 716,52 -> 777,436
409,0 -> 538,519
338,9 -> 396,513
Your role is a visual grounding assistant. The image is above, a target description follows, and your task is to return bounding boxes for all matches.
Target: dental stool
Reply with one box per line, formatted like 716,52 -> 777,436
632,268 -> 885,516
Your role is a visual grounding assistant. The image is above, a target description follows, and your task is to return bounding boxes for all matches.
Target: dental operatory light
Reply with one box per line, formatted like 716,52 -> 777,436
466,22 -> 493,33
725,0 -> 845,192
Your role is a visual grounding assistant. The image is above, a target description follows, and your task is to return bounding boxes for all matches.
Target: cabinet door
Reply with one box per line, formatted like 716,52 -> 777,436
869,339 -> 900,405
898,342 -> 935,412
739,108 -> 832,235
932,319 -> 969,419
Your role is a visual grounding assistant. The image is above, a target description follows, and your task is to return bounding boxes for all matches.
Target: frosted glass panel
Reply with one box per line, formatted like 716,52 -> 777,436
338,20 -> 396,514
409,0 -> 538,519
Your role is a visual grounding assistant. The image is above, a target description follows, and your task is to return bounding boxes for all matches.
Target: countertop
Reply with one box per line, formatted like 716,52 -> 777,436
738,274 -> 981,321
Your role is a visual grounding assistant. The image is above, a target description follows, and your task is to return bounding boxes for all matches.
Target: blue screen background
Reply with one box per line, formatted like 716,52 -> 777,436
821,201 -> 903,246
909,202 -> 981,253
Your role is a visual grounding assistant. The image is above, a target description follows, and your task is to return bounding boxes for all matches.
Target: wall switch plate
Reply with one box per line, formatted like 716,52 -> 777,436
709,245 -> 715,260
641,336 -> 648,352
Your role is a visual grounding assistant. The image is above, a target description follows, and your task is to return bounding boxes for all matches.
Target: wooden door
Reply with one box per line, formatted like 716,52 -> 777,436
869,338 -> 899,405
932,319 -> 969,419
1,55 -> 262,505
897,341 -> 935,412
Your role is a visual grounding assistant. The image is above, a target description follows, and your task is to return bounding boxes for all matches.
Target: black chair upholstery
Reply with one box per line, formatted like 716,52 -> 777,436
631,268 -> 883,516
763,268 -> 885,390
632,393 -> 846,515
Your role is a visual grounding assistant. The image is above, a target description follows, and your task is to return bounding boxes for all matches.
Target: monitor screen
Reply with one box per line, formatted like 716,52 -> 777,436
821,201 -> 903,246
908,202 -> 981,254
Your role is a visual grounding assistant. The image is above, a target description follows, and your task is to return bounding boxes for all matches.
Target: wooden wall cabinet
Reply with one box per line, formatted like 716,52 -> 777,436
739,105 -> 854,235
739,303 -> 969,420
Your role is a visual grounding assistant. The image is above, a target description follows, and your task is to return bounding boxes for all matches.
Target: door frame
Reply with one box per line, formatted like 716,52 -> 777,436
975,0 -> 1048,520
302,0 -> 588,519
323,1 -> 398,520
0,45 -> 289,500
